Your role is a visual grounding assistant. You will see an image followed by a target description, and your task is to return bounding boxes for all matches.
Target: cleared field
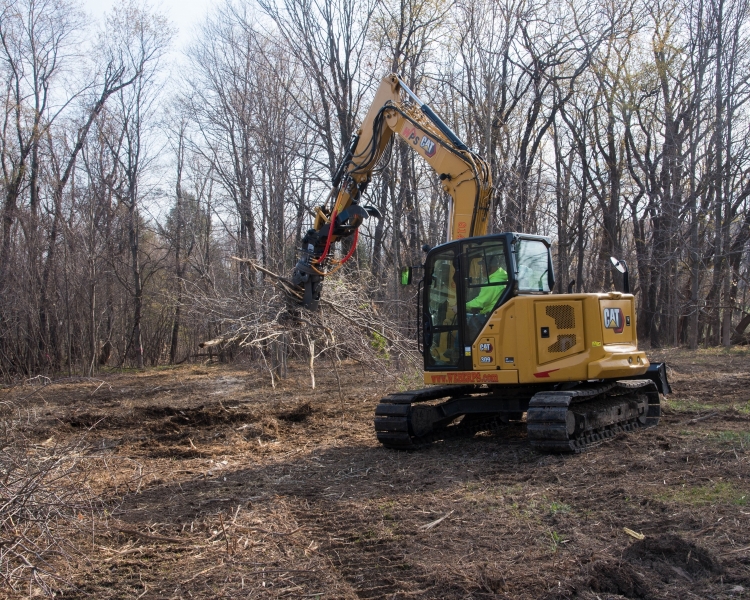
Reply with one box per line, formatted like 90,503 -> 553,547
2,348 -> 749,599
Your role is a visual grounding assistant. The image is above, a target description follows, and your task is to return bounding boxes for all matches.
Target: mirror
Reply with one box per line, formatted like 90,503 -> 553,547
400,266 -> 412,286
610,256 -> 627,274
609,256 -> 630,293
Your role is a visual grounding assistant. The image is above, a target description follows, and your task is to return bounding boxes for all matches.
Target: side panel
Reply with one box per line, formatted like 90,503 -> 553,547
534,300 -> 585,364
425,292 -> 651,387
471,302 -> 517,370
599,298 -> 635,344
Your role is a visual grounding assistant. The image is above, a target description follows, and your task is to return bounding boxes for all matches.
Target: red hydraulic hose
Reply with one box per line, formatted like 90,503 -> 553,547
339,228 -> 359,265
312,208 -> 337,264
310,227 -> 359,276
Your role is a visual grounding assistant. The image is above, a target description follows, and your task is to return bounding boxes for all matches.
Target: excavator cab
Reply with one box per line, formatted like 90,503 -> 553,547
422,233 -> 554,371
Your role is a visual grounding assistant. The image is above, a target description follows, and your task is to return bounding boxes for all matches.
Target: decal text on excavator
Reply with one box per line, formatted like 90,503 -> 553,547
428,372 -> 499,384
419,135 -> 437,157
456,221 -> 467,238
402,125 -> 437,158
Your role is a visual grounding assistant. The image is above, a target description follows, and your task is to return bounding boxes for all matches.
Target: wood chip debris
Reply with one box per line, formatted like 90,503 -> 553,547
623,527 -> 645,540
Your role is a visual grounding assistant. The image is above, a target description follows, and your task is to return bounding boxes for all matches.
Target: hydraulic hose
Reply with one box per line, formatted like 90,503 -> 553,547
312,208 -> 337,265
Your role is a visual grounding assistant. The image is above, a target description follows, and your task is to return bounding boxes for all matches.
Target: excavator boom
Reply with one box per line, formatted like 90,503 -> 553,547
291,74 -> 492,309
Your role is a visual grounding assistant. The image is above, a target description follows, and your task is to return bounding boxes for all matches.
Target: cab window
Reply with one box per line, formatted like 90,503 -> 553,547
425,248 -> 459,367
463,240 -> 509,344
516,239 -> 551,293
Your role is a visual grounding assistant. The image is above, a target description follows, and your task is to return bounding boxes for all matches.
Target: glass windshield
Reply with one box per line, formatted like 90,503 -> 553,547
463,240 -> 509,343
516,239 -> 551,293
425,248 -> 459,367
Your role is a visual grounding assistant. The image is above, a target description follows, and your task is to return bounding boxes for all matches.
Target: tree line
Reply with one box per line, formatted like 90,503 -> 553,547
0,0 -> 749,379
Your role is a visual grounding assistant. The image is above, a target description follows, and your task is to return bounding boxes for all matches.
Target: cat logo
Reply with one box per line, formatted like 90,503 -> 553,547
402,126 -> 437,158
419,135 -> 437,157
603,307 -> 625,334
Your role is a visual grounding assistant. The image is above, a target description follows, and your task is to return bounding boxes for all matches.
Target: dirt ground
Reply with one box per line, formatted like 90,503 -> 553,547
2,348 -> 749,599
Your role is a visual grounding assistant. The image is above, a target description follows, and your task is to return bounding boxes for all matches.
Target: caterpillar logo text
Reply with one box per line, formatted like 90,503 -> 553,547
419,135 -> 437,157
402,125 -> 437,158
603,307 -> 625,334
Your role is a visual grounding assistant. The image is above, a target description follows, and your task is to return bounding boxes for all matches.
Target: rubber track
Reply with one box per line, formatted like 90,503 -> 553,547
375,385 -> 487,449
526,380 -> 661,453
375,380 -> 661,452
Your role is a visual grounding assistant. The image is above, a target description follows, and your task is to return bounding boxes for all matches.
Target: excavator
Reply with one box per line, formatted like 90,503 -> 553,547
291,74 -> 670,452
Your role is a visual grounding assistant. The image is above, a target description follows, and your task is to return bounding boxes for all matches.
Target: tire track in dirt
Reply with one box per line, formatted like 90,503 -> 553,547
290,497 -> 455,599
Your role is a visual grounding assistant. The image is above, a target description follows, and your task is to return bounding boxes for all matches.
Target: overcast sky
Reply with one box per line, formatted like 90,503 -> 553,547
82,0 -> 212,60
80,0 -> 217,218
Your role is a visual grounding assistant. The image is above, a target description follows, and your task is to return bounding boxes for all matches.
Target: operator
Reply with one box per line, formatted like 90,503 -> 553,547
466,256 -> 508,314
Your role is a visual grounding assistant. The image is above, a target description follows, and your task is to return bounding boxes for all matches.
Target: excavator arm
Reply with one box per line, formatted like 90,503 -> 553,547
292,74 -> 493,309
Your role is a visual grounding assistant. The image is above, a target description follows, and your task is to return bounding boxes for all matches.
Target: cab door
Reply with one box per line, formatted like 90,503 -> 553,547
423,235 -> 512,372
460,238 -> 510,354
423,246 -> 460,369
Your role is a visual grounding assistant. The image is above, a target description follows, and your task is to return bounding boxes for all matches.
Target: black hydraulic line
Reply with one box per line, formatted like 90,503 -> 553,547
419,104 -> 469,152
348,108 -> 387,176
343,108 -> 392,198
332,133 -> 361,187
396,78 -> 470,153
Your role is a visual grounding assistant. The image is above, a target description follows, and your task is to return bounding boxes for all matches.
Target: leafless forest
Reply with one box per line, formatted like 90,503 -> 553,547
1,0 -> 750,379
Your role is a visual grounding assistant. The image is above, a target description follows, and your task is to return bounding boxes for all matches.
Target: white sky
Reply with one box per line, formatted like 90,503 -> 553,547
81,0 -> 217,221
82,0 -> 213,61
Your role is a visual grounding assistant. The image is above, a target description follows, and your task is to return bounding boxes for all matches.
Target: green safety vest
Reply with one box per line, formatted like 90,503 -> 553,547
466,268 -> 508,314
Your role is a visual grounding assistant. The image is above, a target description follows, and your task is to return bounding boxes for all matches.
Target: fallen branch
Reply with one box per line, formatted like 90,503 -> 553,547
115,527 -> 184,544
199,338 -> 232,349
180,563 -> 221,584
688,412 -> 719,424
623,527 -> 645,540
420,510 -> 454,530
233,525 -> 301,536
193,260 -> 420,386
231,257 -> 303,301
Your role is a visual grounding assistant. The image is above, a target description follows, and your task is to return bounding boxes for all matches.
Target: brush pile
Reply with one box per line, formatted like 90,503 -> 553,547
196,259 -> 419,386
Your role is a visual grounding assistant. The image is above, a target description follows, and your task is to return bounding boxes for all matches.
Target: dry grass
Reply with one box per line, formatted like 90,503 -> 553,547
0,392 -> 101,595
0,350 -> 748,598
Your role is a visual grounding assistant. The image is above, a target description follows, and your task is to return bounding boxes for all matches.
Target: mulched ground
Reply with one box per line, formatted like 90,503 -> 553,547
2,347 -> 749,599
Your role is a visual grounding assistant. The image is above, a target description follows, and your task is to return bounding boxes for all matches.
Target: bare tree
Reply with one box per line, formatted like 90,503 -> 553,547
101,2 -> 172,368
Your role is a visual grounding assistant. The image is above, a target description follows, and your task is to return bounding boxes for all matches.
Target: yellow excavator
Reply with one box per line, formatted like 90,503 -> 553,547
291,74 -> 670,452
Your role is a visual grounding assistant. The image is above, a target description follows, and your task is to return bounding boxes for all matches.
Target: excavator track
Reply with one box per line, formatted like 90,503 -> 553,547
527,380 -> 660,453
374,385 -> 478,449
374,380 -> 661,452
